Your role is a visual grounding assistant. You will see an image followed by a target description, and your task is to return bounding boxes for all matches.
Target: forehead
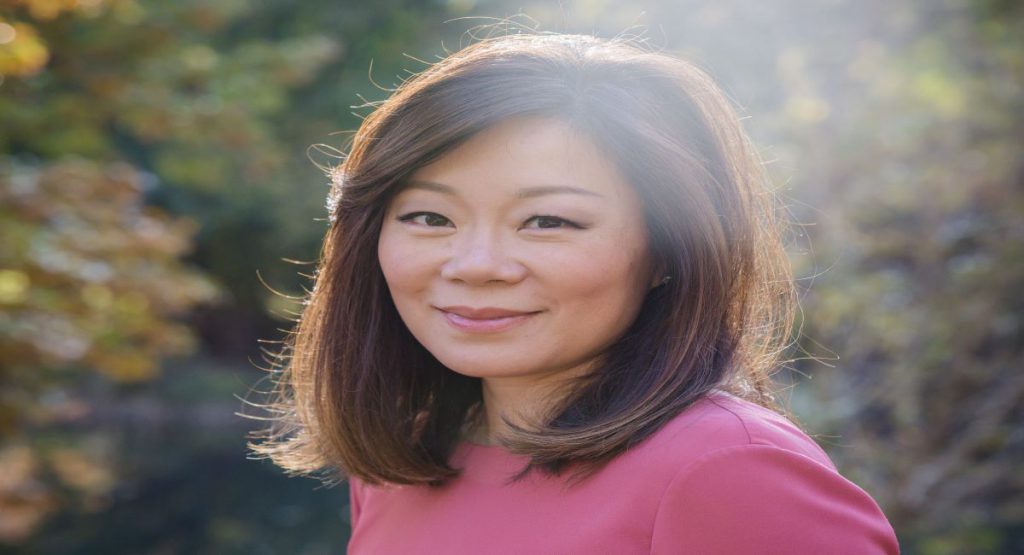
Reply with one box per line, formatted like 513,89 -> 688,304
399,117 -> 636,203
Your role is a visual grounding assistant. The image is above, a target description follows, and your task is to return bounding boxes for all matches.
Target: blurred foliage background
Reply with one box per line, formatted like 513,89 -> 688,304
0,0 -> 1020,553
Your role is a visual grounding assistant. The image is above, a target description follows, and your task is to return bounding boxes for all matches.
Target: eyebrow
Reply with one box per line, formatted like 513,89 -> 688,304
404,179 -> 605,199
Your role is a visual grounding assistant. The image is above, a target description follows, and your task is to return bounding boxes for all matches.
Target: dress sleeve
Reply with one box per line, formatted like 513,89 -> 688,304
650,444 -> 900,554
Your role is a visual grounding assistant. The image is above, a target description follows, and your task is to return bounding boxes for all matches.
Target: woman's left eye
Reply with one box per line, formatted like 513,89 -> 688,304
522,215 -> 583,230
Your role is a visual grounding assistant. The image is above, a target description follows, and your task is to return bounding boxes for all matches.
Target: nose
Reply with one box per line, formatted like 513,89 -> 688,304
440,228 -> 527,285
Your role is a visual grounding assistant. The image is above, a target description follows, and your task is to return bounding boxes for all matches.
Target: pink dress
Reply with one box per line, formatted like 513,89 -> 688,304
347,390 -> 900,553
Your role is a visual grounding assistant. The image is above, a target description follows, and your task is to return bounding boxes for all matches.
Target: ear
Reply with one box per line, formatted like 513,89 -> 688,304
648,259 -> 669,290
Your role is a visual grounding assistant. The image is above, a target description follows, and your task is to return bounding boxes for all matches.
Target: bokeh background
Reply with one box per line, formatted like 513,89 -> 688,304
1,0 -> 1021,553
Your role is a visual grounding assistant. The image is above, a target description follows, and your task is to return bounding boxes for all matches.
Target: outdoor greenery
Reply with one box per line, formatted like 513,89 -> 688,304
1,0 -> 1020,553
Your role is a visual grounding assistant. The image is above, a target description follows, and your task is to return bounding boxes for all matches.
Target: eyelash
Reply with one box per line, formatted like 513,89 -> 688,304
397,211 -> 584,230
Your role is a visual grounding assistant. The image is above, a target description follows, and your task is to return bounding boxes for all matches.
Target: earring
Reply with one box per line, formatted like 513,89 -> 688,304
657,275 -> 671,287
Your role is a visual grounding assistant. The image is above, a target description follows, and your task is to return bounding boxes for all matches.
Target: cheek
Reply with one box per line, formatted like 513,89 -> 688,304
377,229 -> 432,292
574,261 -> 642,307
538,257 -> 646,344
549,233 -> 650,300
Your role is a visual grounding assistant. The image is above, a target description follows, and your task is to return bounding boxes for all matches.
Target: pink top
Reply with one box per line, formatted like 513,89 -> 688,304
347,390 -> 900,553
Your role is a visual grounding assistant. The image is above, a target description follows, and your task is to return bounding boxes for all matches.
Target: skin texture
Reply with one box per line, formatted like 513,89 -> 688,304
377,117 -> 661,441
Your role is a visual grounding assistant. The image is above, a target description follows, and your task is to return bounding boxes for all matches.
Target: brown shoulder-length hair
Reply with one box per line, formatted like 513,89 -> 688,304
248,33 -> 796,487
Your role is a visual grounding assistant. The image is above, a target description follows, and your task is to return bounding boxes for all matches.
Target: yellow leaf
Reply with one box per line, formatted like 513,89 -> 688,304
0,269 -> 30,304
0,22 -> 49,77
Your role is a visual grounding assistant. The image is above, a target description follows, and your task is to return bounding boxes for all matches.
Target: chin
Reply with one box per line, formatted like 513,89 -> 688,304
443,364 -> 527,380
435,352 -> 536,380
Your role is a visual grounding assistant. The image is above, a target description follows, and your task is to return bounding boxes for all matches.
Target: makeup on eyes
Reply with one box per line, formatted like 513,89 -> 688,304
397,211 -> 586,229
397,212 -> 453,227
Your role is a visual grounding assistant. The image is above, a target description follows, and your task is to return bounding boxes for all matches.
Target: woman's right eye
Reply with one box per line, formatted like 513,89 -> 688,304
397,211 -> 453,227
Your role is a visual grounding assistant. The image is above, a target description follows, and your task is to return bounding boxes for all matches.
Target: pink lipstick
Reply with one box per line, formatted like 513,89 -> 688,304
437,306 -> 540,333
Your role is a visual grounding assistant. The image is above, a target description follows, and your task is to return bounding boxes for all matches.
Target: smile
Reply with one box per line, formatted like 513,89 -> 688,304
439,309 -> 539,333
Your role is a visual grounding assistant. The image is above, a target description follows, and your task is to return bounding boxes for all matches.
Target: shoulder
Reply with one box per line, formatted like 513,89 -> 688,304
627,389 -> 834,472
634,390 -> 899,554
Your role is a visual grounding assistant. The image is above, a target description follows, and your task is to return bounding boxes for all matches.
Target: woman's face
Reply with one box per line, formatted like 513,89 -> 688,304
378,117 -> 658,387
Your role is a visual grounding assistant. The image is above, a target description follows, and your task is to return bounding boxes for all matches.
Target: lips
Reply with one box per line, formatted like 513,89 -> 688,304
438,306 -> 538,319
436,305 -> 541,333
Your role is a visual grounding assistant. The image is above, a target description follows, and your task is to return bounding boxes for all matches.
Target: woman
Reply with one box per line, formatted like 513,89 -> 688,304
250,33 -> 900,553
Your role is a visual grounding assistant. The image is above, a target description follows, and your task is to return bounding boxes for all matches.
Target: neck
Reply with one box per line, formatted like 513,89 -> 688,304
473,365 -> 591,445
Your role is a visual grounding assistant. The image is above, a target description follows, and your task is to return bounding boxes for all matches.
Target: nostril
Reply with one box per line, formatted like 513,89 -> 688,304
439,249 -> 526,285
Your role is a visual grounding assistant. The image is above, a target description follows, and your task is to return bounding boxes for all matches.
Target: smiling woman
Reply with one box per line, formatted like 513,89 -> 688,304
378,117 -> 657,434
248,33 -> 900,553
